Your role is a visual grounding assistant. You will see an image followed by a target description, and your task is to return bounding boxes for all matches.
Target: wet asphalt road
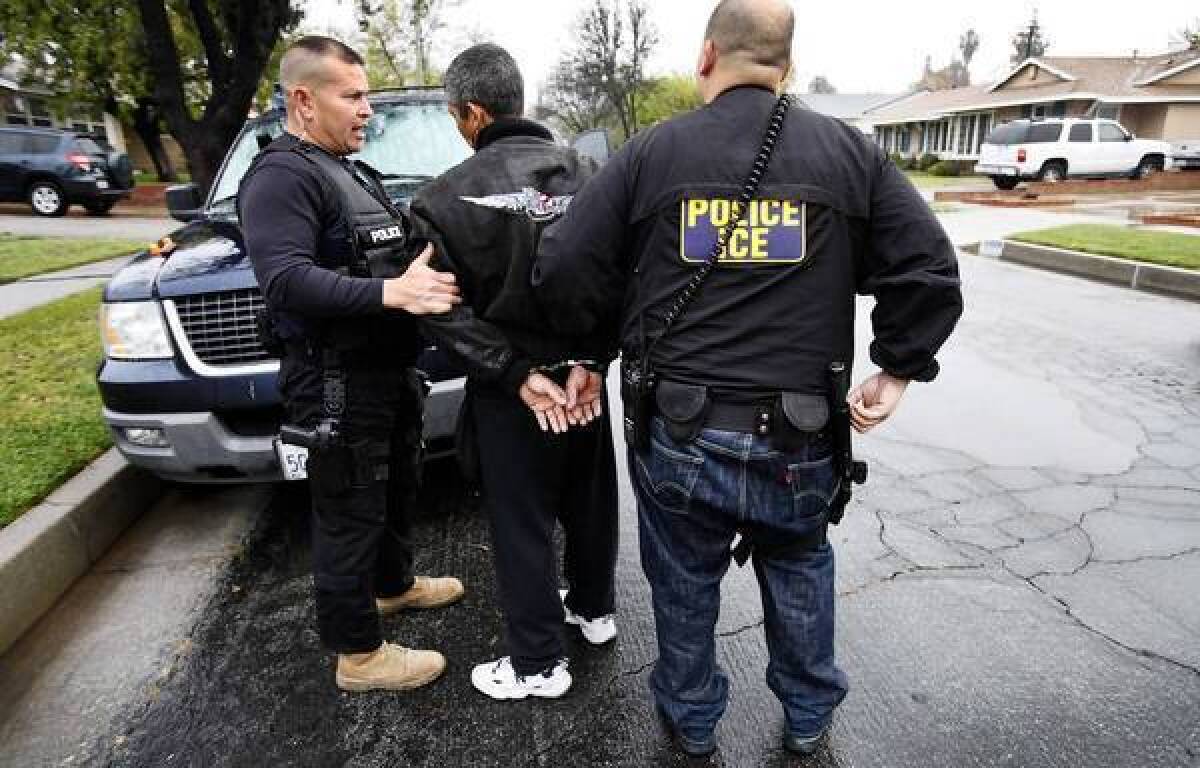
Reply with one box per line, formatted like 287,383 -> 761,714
90,237 -> 1200,768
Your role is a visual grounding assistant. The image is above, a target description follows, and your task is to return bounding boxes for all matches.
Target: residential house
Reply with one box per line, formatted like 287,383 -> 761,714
0,59 -> 124,148
867,50 -> 1200,160
792,92 -> 903,135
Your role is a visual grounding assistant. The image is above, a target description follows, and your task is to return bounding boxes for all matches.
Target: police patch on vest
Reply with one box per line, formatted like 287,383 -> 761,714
680,198 -> 807,265
367,224 -> 406,245
460,187 -> 573,222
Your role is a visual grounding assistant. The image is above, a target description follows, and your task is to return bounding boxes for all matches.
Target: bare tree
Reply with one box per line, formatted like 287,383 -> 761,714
543,0 -> 658,141
360,0 -> 460,86
1173,18 -> 1200,50
807,75 -> 836,94
959,29 -> 980,75
1011,12 -> 1049,65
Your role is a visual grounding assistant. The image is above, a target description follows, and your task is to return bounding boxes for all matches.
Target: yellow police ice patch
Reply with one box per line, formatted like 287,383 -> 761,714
680,198 -> 807,265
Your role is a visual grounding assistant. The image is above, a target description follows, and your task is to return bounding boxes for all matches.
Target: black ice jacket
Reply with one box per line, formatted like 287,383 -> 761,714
533,85 -> 963,397
409,118 -> 611,393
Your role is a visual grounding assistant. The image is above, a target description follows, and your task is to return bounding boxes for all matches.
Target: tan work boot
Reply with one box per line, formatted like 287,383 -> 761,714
335,642 -> 446,692
376,576 -> 465,616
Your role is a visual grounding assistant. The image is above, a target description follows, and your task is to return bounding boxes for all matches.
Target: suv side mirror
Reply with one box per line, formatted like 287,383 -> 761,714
166,183 -> 204,223
1125,133 -> 1134,141
571,129 -> 611,165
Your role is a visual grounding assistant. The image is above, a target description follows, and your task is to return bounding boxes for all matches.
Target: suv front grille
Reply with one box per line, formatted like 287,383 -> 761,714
172,289 -> 274,367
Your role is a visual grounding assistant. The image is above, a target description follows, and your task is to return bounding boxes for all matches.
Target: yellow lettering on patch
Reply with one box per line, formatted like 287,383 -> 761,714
757,201 -> 781,227
782,201 -> 802,227
750,227 -> 769,260
687,199 -> 709,228
710,199 -> 731,228
727,227 -> 749,260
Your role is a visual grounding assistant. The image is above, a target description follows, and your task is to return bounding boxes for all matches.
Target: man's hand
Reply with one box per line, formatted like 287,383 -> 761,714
519,372 -> 570,433
564,365 -> 604,427
382,243 -> 461,314
847,372 -> 909,433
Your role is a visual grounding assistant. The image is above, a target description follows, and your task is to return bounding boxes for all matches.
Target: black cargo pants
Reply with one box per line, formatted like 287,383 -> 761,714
280,355 -> 424,653
470,384 -> 619,676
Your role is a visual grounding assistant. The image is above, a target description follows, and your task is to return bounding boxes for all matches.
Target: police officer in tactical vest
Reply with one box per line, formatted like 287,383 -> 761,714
534,0 -> 963,757
239,36 -> 465,693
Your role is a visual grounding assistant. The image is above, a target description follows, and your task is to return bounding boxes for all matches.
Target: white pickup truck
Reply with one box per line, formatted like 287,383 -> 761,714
974,118 -> 1172,190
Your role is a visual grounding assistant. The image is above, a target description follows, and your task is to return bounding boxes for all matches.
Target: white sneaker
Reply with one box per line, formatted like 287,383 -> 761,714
559,589 -> 617,645
470,656 -> 572,700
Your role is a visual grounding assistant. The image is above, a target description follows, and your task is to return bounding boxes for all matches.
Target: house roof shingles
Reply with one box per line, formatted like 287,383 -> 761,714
867,50 -> 1200,124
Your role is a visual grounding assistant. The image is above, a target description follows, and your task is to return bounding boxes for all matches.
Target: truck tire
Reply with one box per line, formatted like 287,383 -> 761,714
1133,156 -> 1163,180
992,176 -> 1019,190
28,180 -> 68,217
1038,161 -> 1066,183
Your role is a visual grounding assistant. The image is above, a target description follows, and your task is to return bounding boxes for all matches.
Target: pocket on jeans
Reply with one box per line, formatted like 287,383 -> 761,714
787,454 -> 835,524
634,429 -> 703,515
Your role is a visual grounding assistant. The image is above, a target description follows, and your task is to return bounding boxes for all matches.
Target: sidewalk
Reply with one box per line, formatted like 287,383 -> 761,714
0,254 -> 137,320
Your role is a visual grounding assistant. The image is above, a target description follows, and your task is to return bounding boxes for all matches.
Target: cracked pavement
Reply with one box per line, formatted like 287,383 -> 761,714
3,213 -> 1200,767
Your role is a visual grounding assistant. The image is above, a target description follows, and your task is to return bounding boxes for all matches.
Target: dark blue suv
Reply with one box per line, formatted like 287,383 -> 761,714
0,126 -> 135,216
96,88 -> 471,483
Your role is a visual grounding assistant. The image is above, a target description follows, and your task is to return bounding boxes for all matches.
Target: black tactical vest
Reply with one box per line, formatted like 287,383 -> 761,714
241,138 -> 419,363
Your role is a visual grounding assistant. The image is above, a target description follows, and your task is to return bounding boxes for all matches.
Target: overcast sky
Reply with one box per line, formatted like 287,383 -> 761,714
305,0 -> 1200,97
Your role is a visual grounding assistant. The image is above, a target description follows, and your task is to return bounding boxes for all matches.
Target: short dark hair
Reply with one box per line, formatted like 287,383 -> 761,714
443,43 -> 524,118
704,0 -> 794,70
279,35 -> 365,91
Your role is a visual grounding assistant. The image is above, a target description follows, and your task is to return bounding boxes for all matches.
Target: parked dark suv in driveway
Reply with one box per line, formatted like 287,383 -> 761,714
0,126 -> 135,216
96,88 -> 473,483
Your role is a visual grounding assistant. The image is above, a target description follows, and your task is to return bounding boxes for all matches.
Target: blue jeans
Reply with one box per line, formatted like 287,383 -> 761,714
630,417 -> 848,741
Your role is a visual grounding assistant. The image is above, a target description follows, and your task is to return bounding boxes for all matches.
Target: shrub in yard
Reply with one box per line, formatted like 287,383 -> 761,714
918,153 -> 940,171
928,160 -> 962,177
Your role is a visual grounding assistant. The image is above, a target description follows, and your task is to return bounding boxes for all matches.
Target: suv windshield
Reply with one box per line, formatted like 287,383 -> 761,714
208,100 -> 471,209
984,122 -> 1028,145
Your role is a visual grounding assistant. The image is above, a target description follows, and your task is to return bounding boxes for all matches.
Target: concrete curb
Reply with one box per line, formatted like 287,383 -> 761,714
0,448 -> 165,657
964,239 -> 1200,302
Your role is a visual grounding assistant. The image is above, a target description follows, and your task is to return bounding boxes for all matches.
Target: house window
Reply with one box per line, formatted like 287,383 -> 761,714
28,98 -> 53,128
1031,104 -> 1048,119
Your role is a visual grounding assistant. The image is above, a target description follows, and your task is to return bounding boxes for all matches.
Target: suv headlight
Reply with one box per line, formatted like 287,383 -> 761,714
100,301 -> 173,359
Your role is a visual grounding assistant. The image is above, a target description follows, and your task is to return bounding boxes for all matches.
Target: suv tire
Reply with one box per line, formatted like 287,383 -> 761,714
1038,162 -> 1067,183
1133,156 -> 1163,180
29,180 -> 68,217
992,176 -> 1019,191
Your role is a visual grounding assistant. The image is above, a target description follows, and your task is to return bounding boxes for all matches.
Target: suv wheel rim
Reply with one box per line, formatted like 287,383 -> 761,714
31,185 -> 61,214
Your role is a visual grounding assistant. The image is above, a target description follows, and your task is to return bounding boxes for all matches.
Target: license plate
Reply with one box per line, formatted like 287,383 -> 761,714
274,439 -> 309,481
95,179 -> 109,189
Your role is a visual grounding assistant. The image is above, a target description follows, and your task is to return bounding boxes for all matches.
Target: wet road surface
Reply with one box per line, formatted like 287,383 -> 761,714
96,246 -> 1200,768
2,214 -> 1198,767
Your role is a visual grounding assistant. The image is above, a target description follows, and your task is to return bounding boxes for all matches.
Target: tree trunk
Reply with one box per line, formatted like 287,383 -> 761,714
135,0 -> 293,196
132,101 -> 178,182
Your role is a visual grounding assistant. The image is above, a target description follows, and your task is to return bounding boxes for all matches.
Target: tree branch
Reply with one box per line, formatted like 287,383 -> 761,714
187,0 -> 231,88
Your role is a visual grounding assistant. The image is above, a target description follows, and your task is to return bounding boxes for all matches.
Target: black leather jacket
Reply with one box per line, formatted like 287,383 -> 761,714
409,118 -> 616,393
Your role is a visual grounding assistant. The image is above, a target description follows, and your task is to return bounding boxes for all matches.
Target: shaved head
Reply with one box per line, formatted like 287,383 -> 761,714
704,0 -> 794,70
279,35 -> 364,93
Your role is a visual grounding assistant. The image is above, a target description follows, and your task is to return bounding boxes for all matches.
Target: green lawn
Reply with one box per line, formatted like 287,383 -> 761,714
1010,224 -> 1200,270
904,171 -> 986,189
0,234 -> 145,284
133,170 -> 191,184
0,288 -> 111,528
